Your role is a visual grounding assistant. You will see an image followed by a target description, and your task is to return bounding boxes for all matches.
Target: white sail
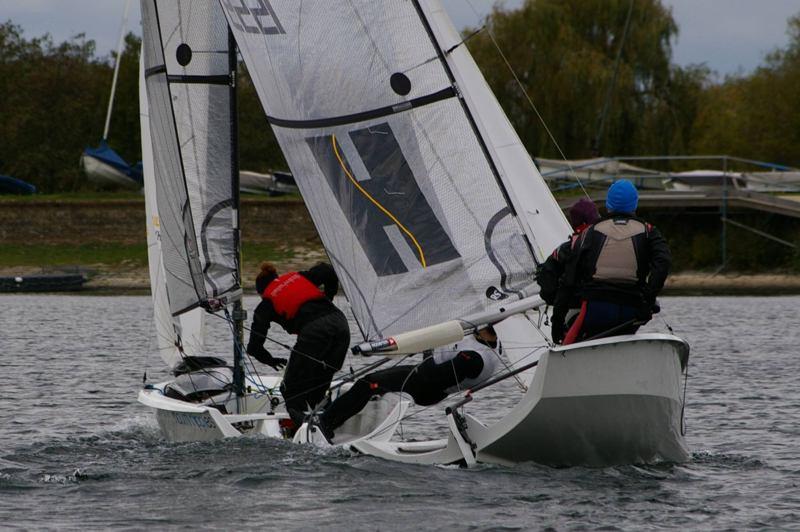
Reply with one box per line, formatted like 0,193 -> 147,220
421,0 -> 571,260
223,0 -> 544,340
141,0 -> 240,316
140,46 -> 205,369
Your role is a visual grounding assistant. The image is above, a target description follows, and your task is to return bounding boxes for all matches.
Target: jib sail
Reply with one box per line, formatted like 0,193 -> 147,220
141,0 -> 240,316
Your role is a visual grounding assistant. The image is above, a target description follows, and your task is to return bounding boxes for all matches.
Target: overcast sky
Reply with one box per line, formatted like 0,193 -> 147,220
4,0 -> 800,76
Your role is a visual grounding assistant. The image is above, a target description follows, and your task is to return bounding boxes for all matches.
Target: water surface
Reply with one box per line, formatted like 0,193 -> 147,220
1,295 -> 798,529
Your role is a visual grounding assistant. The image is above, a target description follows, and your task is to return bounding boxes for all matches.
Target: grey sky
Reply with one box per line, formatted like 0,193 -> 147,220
3,0 -> 799,75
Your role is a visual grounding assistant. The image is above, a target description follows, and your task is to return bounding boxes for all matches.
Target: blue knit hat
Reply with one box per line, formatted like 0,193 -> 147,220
605,180 -> 638,213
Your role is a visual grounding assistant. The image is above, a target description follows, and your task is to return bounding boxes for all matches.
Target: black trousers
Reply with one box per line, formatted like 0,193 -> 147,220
280,310 -> 350,425
320,352 -> 483,432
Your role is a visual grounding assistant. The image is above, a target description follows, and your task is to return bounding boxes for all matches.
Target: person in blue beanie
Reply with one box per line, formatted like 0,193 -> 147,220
551,180 -> 671,344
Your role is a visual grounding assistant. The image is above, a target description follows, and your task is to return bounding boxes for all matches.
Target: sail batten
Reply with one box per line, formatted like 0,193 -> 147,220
265,87 -> 457,129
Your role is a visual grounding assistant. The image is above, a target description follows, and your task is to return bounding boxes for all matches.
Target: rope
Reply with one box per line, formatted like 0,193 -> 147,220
464,0 -> 590,200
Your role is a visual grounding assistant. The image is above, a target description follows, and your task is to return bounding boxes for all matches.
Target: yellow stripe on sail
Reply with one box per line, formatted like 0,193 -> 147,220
330,133 -> 427,268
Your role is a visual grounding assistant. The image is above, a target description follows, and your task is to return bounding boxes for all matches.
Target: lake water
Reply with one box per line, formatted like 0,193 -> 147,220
1,295 -> 798,530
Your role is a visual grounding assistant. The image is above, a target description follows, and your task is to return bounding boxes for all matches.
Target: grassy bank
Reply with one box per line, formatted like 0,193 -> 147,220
0,242 -> 294,268
1,194 -> 798,295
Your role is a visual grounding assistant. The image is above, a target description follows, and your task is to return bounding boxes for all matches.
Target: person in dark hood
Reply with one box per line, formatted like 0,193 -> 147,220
554,180 -> 671,344
247,261 -> 350,428
535,197 -> 601,341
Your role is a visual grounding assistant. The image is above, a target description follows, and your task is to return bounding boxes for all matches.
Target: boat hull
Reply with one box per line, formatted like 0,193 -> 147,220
81,153 -> 141,189
139,382 -> 283,443
139,377 -> 408,445
355,333 -> 689,467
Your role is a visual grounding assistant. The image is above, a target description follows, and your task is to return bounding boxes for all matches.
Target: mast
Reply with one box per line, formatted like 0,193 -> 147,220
229,28 -> 245,409
103,0 -> 131,141
410,0 -> 522,226
411,0 -> 571,263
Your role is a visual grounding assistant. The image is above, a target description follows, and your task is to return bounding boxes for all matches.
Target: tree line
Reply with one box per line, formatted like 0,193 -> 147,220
1,0 -> 799,193
0,22 -> 284,192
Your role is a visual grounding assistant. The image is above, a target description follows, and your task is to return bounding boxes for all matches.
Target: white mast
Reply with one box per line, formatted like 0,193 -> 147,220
102,0 -> 131,141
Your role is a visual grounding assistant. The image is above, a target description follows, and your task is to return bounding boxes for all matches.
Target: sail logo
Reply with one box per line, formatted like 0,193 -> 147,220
222,0 -> 285,35
486,286 -> 508,301
308,123 -> 461,277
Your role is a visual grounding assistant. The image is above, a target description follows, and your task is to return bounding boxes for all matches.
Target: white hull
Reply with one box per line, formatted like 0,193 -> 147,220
81,153 -> 140,189
138,374 -> 285,442
139,375 -> 409,446
355,333 -> 690,467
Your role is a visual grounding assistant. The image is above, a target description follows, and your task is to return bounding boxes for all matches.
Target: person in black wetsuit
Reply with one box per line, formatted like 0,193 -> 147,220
536,197 -> 600,342
247,261 -> 350,427
554,180 -> 671,344
317,327 -> 501,441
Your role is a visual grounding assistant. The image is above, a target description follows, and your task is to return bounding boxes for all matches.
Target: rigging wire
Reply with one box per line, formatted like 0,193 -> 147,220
465,0 -> 591,200
361,343 -> 548,441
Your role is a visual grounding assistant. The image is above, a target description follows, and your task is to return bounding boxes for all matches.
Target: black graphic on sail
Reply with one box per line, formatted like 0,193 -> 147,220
308,123 -> 460,277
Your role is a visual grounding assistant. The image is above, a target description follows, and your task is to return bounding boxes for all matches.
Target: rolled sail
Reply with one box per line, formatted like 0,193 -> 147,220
224,0 -> 544,339
141,0 -> 239,316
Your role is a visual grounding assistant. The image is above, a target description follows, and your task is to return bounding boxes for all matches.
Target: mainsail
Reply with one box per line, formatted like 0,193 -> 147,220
141,0 -> 240,316
224,0 -> 569,340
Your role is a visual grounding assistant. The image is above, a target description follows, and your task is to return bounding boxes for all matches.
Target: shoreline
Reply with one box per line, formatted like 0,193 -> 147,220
3,267 -> 799,296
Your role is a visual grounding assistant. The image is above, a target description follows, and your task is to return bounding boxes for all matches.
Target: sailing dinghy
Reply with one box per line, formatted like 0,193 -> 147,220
136,0 -> 406,444
80,0 -> 143,190
222,0 -> 690,466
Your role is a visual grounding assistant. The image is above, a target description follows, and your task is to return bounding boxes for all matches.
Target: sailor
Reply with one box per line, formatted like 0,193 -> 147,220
536,197 -> 601,342
247,261 -> 350,428
553,180 -> 671,344
316,326 -> 501,441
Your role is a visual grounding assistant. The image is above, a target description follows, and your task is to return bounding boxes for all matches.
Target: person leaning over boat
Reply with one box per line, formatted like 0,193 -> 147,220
535,197 -> 600,342
247,261 -> 350,428
552,180 -> 671,344
316,326 -> 501,442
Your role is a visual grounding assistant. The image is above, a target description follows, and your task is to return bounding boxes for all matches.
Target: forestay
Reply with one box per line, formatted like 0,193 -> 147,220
141,0 -> 240,316
224,0 -> 561,339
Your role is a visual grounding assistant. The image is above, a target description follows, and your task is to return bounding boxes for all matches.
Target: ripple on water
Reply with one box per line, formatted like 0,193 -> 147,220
1,295 -> 799,530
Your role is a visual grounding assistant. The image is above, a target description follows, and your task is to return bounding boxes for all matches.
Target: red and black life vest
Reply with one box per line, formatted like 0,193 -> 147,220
262,272 -> 325,320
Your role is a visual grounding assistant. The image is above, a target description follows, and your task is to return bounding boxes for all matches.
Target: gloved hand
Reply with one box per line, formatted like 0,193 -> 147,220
651,300 -> 661,315
266,357 -> 287,370
254,350 -> 287,370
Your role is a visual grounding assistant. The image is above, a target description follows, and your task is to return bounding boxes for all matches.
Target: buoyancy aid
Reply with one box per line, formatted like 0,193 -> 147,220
262,272 -> 325,320
587,217 -> 647,284
433,335 -> 501,394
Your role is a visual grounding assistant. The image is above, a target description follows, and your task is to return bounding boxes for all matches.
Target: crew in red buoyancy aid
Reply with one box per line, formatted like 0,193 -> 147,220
247,262 -> 350,426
